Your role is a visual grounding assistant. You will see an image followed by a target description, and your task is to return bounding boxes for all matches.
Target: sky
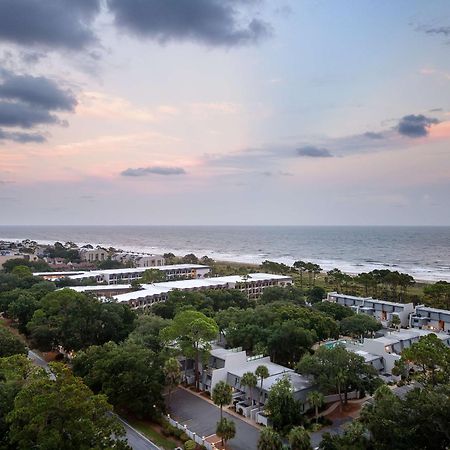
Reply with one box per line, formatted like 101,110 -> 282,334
0,0 -> 449,226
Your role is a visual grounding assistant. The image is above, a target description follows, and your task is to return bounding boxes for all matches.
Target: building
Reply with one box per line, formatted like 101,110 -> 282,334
411,305 -> 450,333
33,264 -> 211,284
80,248 -> 109,262
0,252 -> 39,268
111,252 -> 165,267
65,284 -> 134,297
113,273 -> 293,308
326,292 -> 414,327
345,328 -> 450,374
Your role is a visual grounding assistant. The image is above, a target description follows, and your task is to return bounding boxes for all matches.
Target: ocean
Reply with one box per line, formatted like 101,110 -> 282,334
0,226 -> 449,282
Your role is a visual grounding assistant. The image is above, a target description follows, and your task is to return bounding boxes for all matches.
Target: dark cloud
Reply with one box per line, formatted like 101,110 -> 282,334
121,166 -> 187,176
0,73 -> 77,111
0,128 -> 46,143
296,146 -> 333,158
107,0 -> 271,46
0,101 -> 59,128
397,114 -> 439,138
423,26 -> 450,37
0,0 -> 101,50
0,72 -> 77,140
429,108 -> 443,112
363,131 -> 385,140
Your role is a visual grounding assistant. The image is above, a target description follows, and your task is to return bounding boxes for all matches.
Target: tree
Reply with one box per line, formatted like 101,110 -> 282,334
128,314 -> 172,353
160,310 -> 218,390
390,314 -> 401,330
265,375 -> 303,434
293,261 -> 307,289
73,341 -> 164,418
313,301 -> 354,321
297,346 -> 380,408
216,417 -> 236,447
241,371 -> 258,406
307,390 -> 324,424
255,364 -> 270,410
7,292 -> 40,333
140,269 -> 166,284
288,426 -> 311,450
307,286 -> 326,304
0,327 -> 27,357
182,253 -> 199,264
164,357 -> 181,410
258,427 -> 283,450
11,265 -> 33,278
424,281 -> 450,309
212,380 -> 232,420
340,314 -> 381,340
400,333 -> 449,386
6,362 -> 130,450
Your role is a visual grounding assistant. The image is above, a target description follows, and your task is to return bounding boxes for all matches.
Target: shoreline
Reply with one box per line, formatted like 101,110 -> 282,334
0,236 -> 442,284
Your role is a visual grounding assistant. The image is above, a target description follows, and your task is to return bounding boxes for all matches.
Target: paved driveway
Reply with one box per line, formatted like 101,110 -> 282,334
170,388 -> 260,450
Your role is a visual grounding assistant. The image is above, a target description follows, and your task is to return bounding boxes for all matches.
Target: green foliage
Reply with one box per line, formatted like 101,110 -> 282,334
11,265 -> 33,278
160,310 -> 218,389
212,381 -> 232,419
258,427 -> 283,450
2,258 -> 50,273
140,269 -> 167,284
7,292 -> 40,333
164,357 -> 181,408
297,346 -> 381,405
423,281 -> 450,309
260,286 -> 306,305
400,333 -> 450,386
241,371 -> 258,405
152,289 -> 249,320
215,303 -> 338,364
265,375 -> 303,434
182,253 -> 199,264
319,421 -> 369,450
288,426 -> 311,450
127,313 -> 171,352
339,314 -> 381,339
184,439 -> 196,450
73,341 -> 164,418
0,327 -> 27,357
97,258 -> 124,269
313,301 -> 354,321
306,286 -> 326,304
307,391 -> 325,424
26,289 -> 136,351
359,383 -> 450,450
43,242 -> 81,262
6,362 -> 129,450
216,417 -> 236,445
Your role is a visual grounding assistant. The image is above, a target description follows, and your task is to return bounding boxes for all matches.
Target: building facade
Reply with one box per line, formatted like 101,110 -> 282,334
411,306 -> 450,333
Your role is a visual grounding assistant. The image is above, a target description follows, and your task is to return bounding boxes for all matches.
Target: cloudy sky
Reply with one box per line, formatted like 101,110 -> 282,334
0,0 -> 449,225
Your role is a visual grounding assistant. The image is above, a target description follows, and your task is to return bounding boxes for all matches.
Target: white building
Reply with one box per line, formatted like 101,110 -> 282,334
345,328 -> 450,374
113,273 -> 293,308
112,252 -> 165,267
34,264 -> 211,284
80,248 -> 109,262
327,292 -> 414,328
411,305 -> 450,333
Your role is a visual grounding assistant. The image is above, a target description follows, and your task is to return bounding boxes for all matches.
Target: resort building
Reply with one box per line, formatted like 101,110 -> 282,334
113,273 -> 293,308
111,252 -> 165,267
411,305 -> 450,333
66,284 -> 134,297
345,328 -> 450,374
33,264 -> 211,284
80,248 -> 109,262
326,292 -> 414,327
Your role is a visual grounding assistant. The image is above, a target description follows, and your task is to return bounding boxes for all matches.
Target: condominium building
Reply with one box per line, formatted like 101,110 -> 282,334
326,292 -> 414,327
113,273 -> 293,308
80,248 -> 109,262
34,264 -> 211,284
411,305 -> 450,333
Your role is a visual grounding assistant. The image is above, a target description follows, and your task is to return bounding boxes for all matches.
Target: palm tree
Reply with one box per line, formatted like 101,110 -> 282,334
212,381 -> 232,420
240,371 -> 258,407
312,264 -> 322,286
163,357 -> 181,411
216,417 -> 236,447
255,365 -> 270,410
288,426 -> 312,450
307,390 -> 325,424
336,370 -> 346,411
257,427 -> 283,450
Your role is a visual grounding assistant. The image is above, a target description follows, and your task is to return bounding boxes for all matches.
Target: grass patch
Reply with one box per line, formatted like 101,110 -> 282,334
124,417 -> 179,450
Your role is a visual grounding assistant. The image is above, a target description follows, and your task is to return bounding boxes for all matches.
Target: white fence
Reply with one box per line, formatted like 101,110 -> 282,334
324,391 -> 359,403
167,416 -> 216,450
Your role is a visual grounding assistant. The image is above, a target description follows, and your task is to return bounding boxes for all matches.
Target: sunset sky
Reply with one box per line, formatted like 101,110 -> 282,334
0,0 -> 449,225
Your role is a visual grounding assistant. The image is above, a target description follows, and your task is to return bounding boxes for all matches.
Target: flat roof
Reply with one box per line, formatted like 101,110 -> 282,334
113,273 -> 292,302
66,284 -> 132,292
415,306 -> 450,315
353,350 -> 383,363
33,271 -> 86,276
328,292 -> 412,308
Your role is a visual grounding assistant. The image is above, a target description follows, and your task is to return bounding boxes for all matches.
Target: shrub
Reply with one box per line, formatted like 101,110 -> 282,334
184,440 -> 196,450
180,432 -> 189,442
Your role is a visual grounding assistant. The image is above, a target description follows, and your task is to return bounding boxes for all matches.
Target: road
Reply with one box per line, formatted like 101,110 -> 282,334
170,388 -> 260,450
27,350 -> 159,450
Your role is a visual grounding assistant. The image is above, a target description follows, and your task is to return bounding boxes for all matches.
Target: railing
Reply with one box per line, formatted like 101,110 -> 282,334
167,415 -> 216,450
